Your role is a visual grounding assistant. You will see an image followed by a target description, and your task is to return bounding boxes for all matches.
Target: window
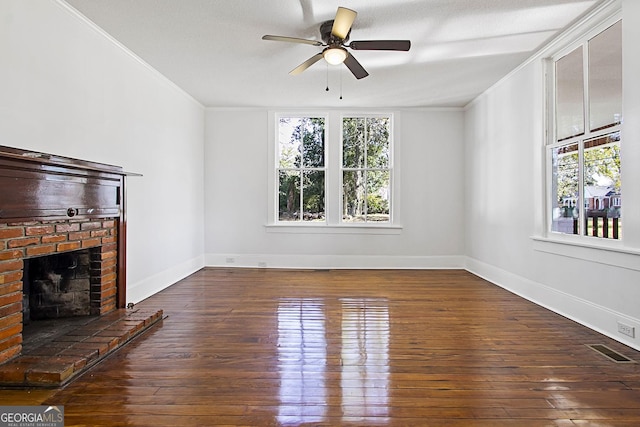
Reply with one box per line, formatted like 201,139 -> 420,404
548,20 -> 622,240
277,116 -> 326,222
342,116 -> 391,223
271,112 -> 398,229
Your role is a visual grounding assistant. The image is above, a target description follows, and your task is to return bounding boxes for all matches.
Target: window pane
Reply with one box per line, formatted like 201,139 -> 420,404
551,143 -> 579,234
343,170 -> 365,222
366,170 -> 390,222
301,118 -> 325,168
583,132 -> 621,238
556,47 -> 585,141
589,21 -> 622,131
279,170 -> 300,221
343,118 -> 365,168
302,170 -> 325,221
366,118 -> 390,168
279,117 -> 325,168
278,118 -> 301,168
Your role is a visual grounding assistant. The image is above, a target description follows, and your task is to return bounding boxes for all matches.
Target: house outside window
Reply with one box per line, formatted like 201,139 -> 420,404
548,19 -> 622,240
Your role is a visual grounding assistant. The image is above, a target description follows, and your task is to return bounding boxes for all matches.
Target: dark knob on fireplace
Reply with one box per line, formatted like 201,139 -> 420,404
67,207 -> 78,217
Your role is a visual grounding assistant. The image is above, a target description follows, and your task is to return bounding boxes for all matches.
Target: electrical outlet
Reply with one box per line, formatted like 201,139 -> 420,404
617,322 -> 635,338
225,257 -> 235,264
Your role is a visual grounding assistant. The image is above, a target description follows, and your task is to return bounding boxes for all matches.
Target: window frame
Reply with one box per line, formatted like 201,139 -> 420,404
340,114 -> 394,225
544,13 -> 622,245
267,110 -> 402,234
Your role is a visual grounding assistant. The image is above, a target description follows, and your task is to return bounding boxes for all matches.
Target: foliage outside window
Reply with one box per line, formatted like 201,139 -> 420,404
277,117 -> 325,222
549,20 -> 622,240
274,113 -> 396,227
342,117 -> 391,223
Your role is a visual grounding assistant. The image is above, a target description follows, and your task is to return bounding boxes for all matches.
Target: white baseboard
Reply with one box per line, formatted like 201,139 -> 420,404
205,253 -> 466,270
465,256 -> 640,351
127,254 -> 205,304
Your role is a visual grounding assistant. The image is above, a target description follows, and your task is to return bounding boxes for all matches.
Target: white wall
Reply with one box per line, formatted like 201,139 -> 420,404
204,108 -> 466,269
0,0 -> 206,302
464,0 -> 640,350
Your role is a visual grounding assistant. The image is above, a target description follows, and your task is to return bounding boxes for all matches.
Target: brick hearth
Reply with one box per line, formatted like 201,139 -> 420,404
0,307 -> 163,387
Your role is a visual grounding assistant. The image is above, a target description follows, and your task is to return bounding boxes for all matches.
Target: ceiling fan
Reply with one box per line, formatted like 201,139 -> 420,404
262,7 -> 411,79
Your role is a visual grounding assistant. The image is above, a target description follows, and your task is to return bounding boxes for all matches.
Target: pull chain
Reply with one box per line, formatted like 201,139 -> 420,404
325,63 -> 329,92
340,66 -> 343,100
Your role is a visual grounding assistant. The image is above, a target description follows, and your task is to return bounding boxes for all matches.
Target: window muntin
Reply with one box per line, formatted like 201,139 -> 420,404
342,116 -> 391,223
277,117 -> 326,222
549,20 -> 622,240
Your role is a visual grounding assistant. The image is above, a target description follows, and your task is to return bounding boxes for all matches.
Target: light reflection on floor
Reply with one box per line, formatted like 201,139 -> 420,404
277,298 -> 327,425
277,297 -> 390,425
341,298 -> 390,423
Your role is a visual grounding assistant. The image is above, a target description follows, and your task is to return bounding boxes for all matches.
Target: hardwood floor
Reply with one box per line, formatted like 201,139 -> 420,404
2,268 -> 640,426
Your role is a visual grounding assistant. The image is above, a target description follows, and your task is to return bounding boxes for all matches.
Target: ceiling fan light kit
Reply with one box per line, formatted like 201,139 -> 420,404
323,47 -> 347,65
262,6 -> 410,80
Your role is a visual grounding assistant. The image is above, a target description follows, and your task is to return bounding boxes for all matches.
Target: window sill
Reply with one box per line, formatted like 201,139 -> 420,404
265,223 -> 403,235
531,234 -> 640,272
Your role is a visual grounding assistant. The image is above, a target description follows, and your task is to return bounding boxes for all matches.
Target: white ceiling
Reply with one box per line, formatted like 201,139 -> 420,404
62,0 -> 601,108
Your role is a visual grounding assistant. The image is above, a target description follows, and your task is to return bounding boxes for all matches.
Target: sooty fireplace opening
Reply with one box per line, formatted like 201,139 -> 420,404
23,248 -> 99,324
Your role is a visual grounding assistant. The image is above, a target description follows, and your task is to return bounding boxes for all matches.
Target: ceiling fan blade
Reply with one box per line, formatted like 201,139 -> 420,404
331,7 -> 357,39
343,52 -> 369,79
349,40 -> 411,51
262,35 -> 322,46
289,53 -> 324,75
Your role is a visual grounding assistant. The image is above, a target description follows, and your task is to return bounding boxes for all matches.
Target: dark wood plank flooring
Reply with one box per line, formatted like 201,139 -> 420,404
2,268 -> 640,426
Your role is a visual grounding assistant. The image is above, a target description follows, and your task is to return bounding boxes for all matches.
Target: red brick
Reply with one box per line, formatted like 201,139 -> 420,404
100,265 -> 117,276
101,242 -> 117,253
25,363 -> 74,384
26,244 -> 56,257
101,236 -> 117,244
68,231 -> 91,241
0,324 -> 22,343
41,234 -> 67,244
102,220 -> 116,229
0,292 -> 22,308
81,221 -> 102,231
81,238 -> 102,248
0,271 -> 22,286
90,229 -> 109,238
57,241 -> 81,252
0,282 -> 22,297
0,259 -> 22,273
7,237 -> 39,248
0,344 -> 21,365
0,302 -> 21,318
101,250 -> 117,261
0,228 -> 23,239
0,313 -> 21,332
25,225 -> 55,236
101,258 -> 117,269
0,249 -> 23,261
55,223 -> 80,233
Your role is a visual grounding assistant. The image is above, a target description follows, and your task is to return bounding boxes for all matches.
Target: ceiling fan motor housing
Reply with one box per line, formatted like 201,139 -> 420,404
320,20 -> 349,45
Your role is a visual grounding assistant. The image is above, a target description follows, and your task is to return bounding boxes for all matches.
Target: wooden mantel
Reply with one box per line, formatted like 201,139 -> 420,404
0,145 -> 135,308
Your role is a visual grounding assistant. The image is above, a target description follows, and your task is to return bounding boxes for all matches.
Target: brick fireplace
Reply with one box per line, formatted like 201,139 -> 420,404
0,146 -> 160,385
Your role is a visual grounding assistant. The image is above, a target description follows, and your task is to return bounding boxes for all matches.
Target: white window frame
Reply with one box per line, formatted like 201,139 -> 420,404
340,114 -> 394,225
267,110 -> 402,234
543,11 -> 622,247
